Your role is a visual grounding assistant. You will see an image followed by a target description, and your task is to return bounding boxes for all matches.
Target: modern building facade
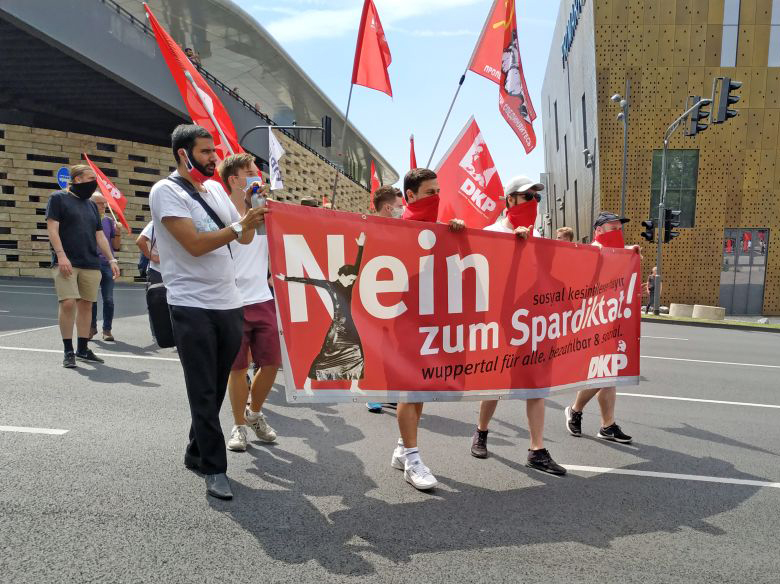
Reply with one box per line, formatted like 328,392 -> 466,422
0,0 -> 398,281
542,0 -> 780,315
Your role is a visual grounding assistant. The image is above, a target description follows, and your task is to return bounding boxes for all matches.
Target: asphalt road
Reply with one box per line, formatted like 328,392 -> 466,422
1,278 -> 779,583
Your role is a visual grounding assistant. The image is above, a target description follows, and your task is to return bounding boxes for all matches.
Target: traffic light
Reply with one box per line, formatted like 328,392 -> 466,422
321,116 -> 332,148
714,77 -> 741,124
685,96 -> 711,136
664,208 -> 681,243
640,219 -> 656,243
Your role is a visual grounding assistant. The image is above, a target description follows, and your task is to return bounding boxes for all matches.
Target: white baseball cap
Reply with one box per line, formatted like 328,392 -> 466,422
502,176 -> 545,199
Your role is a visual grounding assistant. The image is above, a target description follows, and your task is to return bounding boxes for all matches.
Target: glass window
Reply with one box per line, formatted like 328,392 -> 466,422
581,93 -> 588,146
770,1 -> 780,66
564,135 -> 569,190
649,149 -> 699,228
554,101 -> 560,151
721,0 -> 740,67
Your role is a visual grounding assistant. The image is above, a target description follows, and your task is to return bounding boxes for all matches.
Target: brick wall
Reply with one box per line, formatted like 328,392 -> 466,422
0,123 -> 369,282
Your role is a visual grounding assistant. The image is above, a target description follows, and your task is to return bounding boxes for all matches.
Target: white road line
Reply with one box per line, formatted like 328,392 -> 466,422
0,345 -> 179,362
641,336 -> 688,341
0,291 -> 56,296
643,355 -> 780,369
0,325 -> 58,338
0,314 -> 59,321
618,392 -> 780,409
0,285 -> 53,289
0,425 -> 68,435
0,310 -> 8,313
564,465 -> 780,489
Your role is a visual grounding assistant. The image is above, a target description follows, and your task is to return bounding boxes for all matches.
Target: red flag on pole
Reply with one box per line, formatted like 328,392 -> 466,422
435,117 -> 504,229
369,160 -> 380,210
351,0 -> 393,97
468,0 -> 536,153
410,135 -> 418,169
144,3 -> 243,159
83,153 -> 130,233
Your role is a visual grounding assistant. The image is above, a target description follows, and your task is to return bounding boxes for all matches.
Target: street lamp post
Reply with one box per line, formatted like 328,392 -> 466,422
611,79 -> 630,227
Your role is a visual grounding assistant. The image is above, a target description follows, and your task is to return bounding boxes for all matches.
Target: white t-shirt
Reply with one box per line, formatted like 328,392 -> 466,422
139,221 -> 160,273
484,216 -> 542,237
231,227 -> 273,306
150,175 -> 242,310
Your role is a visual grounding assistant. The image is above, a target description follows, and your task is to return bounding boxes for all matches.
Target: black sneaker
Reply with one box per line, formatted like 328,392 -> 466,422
526,448 -> 567,475
63,351 -> 76,368
596,423 -> 632,444
471,429 -> 489,459
75,349 -> 105,364
564,406 -> 582,437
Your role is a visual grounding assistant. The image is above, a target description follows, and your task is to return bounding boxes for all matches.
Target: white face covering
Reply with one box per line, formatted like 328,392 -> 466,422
391,206 -> 404,219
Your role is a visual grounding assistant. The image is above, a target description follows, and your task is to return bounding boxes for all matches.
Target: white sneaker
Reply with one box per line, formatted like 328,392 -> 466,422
245,408 -> 277,442
391,445 -> 406,470
227,425 -> 247,452
404,460 -> 438,490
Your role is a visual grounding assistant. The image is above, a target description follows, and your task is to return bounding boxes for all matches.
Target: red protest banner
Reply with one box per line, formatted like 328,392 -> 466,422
351,0 -> 393,97
267,201 -> 641,403
435,116 -> 504,229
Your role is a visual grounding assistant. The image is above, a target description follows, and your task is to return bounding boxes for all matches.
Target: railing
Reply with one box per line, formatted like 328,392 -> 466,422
98,0 -> 368,191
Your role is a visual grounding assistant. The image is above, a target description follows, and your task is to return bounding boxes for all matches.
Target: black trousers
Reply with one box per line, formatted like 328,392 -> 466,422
170,305 -> 244,475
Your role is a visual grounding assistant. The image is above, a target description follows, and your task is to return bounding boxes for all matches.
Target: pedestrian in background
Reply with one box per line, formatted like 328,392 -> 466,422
89,193 -> 121,341
45,165 -> 120,368
556,226 -> 574,242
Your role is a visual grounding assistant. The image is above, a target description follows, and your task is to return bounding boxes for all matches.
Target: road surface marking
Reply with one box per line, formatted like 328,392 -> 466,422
0,425 -> 68,435
0,291 -> 56,296
641,336 -> 688,341
0,310 -> 8,313
643,355 -> 780,369
0,345 -> 179,362
0,314 -> 59,321
0,325 -> 58,338
564,465 -> 780,488
618,392 -> 780,409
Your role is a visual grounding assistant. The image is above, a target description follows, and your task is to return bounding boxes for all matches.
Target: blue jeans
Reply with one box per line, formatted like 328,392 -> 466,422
91,263 -> 115,332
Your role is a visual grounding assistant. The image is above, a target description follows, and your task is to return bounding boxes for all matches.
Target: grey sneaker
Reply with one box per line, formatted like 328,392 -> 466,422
245,408 -> 277,442
227,425 -> 247,452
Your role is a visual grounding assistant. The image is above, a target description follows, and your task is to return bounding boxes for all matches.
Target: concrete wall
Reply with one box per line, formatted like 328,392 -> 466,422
0,123 -> 368,282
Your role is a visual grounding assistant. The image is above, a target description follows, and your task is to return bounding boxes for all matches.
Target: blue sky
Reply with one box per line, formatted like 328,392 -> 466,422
241,0 -> 560,187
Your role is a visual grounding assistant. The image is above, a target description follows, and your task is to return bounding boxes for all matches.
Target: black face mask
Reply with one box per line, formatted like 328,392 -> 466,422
70,180 -> 98,200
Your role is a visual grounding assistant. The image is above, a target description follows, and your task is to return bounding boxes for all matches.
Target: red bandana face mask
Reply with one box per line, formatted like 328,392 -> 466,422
595,229 -> 625,248
183,150 -> 214,184
402,194 -> 440,223
506,200 -> 538,231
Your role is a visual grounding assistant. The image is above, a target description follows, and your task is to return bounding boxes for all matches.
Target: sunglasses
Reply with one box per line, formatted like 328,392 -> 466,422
509,191 -> 541,202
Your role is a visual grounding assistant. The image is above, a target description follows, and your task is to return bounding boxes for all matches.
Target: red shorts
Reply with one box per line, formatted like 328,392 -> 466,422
231,300 -> 282,371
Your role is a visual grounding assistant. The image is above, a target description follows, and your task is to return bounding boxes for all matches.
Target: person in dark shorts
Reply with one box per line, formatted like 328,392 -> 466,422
217,153 -> 282,452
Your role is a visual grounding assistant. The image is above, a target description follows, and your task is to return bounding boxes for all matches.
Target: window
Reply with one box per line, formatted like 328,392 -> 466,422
721,0 -> 740,67
573,179 -> 579,240
650,149 -> 699,228
581,93 -> 588,146
770,1 -> 780,66
564,135 -> 569,190
554,101 -> 560,151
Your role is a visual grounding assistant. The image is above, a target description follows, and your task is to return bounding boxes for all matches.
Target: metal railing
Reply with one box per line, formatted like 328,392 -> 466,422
99,0 -> 367,191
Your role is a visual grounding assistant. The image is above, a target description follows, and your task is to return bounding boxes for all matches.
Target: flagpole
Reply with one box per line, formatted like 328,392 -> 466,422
426,69 -> 467,168
184,71 -> 235,155
330,83 -> 354,210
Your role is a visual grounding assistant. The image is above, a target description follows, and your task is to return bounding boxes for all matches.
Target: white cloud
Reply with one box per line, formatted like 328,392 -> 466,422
252,0 -> 485,43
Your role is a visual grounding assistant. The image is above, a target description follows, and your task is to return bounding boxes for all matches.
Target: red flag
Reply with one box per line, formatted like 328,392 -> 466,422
352,0 -> 392,97
434,117 -> 503,229
369,160 -> 380,211
145,4 -> 243,159
468,0 -> 537,153
83,153 -> 130,233
410,135 -> 418,169
468,0 -> 507,84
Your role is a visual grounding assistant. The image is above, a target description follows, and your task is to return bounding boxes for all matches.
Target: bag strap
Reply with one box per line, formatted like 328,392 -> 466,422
167,174 -> 232,258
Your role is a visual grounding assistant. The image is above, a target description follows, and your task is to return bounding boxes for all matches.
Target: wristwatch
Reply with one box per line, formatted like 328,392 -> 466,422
230,222 -> 243,239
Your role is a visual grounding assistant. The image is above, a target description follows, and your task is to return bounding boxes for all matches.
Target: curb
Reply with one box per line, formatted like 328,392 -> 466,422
641,316 -> 780,334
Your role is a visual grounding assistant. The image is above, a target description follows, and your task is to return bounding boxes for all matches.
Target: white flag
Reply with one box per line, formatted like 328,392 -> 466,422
268,129 -> 286,190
